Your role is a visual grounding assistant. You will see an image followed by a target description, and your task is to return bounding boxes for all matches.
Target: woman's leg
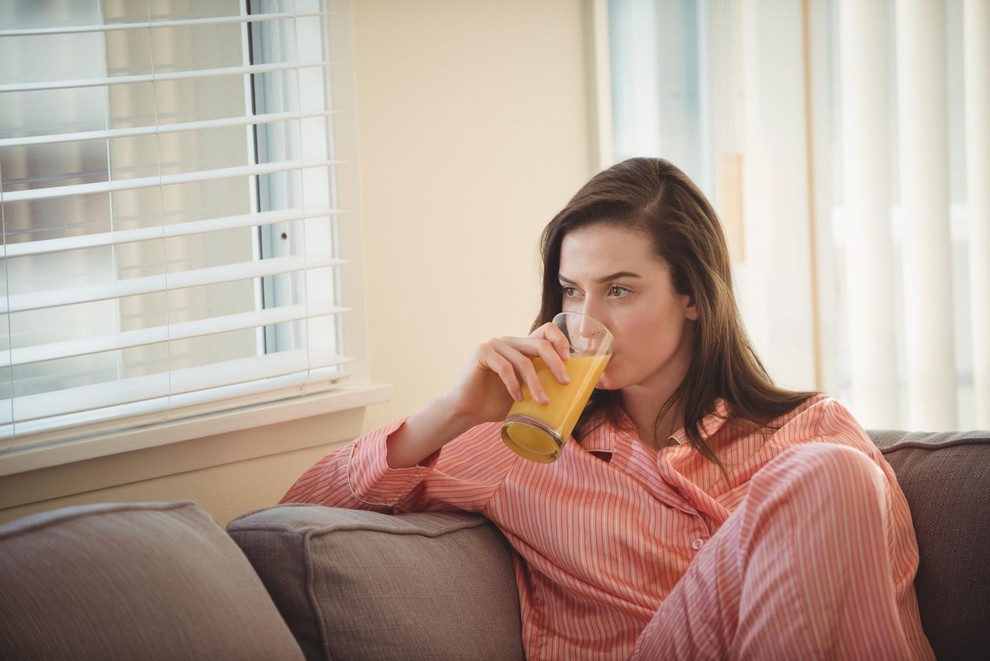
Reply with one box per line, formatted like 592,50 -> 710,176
631,442 -> 933,660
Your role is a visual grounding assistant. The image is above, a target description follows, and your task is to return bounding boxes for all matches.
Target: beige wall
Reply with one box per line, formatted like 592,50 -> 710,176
355,0 -> 595,432
0,0 -> 595,525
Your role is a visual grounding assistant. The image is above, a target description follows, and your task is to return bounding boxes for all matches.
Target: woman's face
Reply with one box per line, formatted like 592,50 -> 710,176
558,224 -> 697,396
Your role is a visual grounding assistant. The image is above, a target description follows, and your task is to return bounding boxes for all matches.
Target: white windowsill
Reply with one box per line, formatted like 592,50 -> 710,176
0,383 -> 392,478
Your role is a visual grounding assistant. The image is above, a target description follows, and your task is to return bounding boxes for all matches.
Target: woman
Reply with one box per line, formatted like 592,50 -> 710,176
283,158 -> 933,660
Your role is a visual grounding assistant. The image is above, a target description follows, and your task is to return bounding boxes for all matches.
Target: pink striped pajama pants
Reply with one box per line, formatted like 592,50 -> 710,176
631,443 -> 934,660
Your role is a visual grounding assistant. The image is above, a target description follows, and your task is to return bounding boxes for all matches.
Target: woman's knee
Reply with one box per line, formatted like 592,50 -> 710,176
750,442 -> 889,518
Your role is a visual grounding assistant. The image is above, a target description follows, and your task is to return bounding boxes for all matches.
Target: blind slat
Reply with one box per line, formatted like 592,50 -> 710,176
0,365 -> 353,450
2,349 -> 351,427
3,255 -> 345,314
0,60 -> 332,94
0,109 -> 339,149
0,11 -> 333,38
1,160 -> 342,204
3,207 -> 342,258
2,303 -> 348,368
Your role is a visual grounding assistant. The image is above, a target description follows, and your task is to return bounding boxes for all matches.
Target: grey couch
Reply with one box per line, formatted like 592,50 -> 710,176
1,430 -> 988,660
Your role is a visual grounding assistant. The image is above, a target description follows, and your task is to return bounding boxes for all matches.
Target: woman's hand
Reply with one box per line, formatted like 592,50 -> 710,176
440,322 -> 573,427
385,322 -> 572,468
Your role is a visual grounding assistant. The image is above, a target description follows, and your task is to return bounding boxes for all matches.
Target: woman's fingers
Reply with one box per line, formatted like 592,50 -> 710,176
480,346 -> 525,402
479,338 -> 544,403
530,322 -> 571,380
480,333 -> 570,405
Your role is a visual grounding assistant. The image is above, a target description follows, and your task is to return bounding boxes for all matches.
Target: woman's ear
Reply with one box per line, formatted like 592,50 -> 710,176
684,292 -> 699,321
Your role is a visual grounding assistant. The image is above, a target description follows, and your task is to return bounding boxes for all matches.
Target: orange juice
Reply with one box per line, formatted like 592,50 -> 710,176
501,353 -> 611,462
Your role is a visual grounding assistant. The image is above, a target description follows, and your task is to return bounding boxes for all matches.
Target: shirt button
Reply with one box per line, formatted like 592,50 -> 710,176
691,538 -> 705,551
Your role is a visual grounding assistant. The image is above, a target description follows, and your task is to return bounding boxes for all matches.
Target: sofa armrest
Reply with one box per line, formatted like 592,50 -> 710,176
227,505 -> 525,661
870,430 -> 990,660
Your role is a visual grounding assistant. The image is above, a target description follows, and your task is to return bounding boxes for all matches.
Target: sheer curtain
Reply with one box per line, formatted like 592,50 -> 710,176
605,0 -> 989,430
832,0 -> 988,429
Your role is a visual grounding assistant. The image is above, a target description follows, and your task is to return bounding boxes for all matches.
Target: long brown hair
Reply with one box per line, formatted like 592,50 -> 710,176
534,157 -> 815,464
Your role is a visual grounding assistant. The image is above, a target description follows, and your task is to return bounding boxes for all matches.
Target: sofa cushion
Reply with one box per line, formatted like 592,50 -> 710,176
870,430 -> 990,661
0,501 -> 304,661
227,505 -> 525,661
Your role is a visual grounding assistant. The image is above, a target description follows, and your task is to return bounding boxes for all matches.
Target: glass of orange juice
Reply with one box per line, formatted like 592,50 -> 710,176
500,312 -> 613,462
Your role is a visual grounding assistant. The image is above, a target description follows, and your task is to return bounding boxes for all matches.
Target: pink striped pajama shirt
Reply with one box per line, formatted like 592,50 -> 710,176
282,394 -> 934,660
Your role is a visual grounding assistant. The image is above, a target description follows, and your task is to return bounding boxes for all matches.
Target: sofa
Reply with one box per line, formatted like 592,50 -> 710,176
1,430 -> 987,660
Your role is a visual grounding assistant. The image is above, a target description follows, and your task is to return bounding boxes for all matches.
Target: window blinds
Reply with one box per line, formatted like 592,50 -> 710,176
0,0 -> 352,450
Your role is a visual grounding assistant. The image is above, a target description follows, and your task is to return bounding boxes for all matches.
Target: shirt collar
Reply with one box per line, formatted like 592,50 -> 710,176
578,413 -> 623,454
668,398 -> 731,446
578,398 -> 731,453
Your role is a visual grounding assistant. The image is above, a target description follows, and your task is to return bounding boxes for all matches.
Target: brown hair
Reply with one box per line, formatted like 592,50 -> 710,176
534,157 -> 815,464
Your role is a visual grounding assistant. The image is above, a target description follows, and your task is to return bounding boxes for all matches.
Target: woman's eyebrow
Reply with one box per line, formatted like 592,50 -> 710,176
559,271 -> 642,285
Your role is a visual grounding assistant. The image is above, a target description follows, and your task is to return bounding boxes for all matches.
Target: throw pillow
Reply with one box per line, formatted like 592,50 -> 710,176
0,500 -> 304,661
228,505 -> 525,660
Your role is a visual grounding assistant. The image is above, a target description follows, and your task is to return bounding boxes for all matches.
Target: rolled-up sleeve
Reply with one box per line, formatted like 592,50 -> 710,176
280,418 -> 430,511
280,419 -> 512,514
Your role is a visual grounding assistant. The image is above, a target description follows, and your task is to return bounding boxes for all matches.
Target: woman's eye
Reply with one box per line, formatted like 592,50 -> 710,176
562,286 -> 579,298
608,285 -> 630,298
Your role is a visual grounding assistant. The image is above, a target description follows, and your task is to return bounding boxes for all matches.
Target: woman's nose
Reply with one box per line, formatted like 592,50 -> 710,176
576,314 -> 598,337
578,300 -> 604,329
567,309 -> 612,354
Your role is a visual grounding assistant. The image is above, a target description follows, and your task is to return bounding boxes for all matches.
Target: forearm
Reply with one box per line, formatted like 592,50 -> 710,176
282,409 -> 511,513
384,395 -> 480,468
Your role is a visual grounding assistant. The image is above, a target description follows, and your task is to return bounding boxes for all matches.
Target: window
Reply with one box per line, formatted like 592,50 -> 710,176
0,0 -> 376,470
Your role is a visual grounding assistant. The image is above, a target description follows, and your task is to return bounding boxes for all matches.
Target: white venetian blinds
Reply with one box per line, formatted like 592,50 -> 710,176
0,0 -> 352,451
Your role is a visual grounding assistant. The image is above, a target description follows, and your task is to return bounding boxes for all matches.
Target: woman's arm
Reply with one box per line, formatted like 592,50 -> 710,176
383,395 -> 476,468
282,322 -> 573,508
383,323 -> 573,468
281,417 -> 512,513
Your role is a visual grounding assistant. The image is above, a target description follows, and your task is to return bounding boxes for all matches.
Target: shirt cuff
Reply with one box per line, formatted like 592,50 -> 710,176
345,418 -> 436,508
